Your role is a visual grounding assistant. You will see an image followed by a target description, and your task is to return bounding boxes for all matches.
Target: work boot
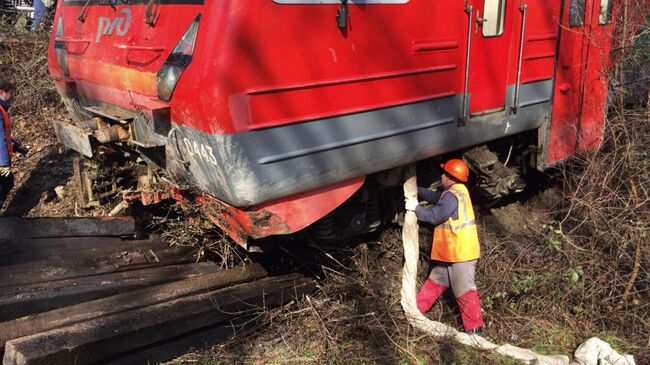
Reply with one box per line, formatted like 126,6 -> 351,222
456,290 -> 484,332
416,278 -> 447,313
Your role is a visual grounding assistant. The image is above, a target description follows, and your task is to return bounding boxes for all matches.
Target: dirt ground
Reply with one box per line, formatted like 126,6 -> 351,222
0,31 -> 114,217
1,31 -> 647,365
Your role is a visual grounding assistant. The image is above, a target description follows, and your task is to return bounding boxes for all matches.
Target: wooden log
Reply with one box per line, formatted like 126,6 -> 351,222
0,244 -> 196,288
102,316 -> 257,365
0,236 -> 164,266
3,274 -> 315,365
0,235 -> 164,255
0,263 -> 268,351
0,217 -> 136,240
0,262 -> 220,322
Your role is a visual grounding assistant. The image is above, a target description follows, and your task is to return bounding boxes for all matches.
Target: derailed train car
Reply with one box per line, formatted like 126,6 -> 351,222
48,0 -> 617,246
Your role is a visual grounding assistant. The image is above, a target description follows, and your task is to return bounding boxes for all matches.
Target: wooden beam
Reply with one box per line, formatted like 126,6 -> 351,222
0,263 -> 267,351
0,262 -> 220,322
0,236 -> 165,266
0,234 -> 163,253
3,274 -> 315,365
0,244 -> 196,288
0,217 -> 135,240
102,316 -> 257,365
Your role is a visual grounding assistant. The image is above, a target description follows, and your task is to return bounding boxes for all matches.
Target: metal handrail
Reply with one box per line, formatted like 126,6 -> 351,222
511,3 -> 528,114
461,2 -> 473,123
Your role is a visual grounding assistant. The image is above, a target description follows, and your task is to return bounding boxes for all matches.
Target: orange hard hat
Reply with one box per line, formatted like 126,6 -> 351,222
440,159 -> 469,182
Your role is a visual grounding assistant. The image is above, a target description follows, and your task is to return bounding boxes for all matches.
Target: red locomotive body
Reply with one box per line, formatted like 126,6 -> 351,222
47,0 -> 617,245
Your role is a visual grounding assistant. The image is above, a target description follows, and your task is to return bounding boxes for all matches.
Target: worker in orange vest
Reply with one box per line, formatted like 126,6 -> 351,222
405,159 -> 484,334
0,79 -> 28,206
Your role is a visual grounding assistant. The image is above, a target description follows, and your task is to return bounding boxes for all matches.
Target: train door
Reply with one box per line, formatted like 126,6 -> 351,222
466,0 -> 514,116
576,0 -> 616,152
545,0 -> 615,165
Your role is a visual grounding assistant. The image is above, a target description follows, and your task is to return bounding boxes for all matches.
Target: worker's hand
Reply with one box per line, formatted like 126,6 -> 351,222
405,199 -> 419,212
0,166 -> 11,177
15,145 -> 29,156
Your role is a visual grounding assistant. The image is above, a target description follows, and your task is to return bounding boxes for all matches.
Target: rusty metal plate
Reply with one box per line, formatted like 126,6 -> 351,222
83,105 -> 135,122
53,120 -> 93,157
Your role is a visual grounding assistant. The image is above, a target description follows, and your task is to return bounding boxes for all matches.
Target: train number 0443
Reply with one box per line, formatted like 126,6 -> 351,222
182,138 -> 218,166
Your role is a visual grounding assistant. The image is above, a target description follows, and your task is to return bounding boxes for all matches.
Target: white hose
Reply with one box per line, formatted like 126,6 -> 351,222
400,165 -> 635,365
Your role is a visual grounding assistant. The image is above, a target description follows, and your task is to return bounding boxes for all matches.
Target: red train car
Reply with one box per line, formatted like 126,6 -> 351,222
47,0 -> 617,246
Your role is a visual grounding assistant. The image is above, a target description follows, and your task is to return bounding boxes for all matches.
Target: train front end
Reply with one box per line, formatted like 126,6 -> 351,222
47,1 -> 377,245
47,1 -> 616,246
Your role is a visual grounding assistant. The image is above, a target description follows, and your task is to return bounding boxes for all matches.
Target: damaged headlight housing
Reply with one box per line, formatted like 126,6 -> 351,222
156,14 -> 201,102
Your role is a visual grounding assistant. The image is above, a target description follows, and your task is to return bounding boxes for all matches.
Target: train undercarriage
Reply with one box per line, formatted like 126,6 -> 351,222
68,120 -> 535,247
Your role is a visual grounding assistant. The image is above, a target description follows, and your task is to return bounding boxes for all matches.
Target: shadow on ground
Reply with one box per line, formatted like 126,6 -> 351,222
1,149 -> 74,217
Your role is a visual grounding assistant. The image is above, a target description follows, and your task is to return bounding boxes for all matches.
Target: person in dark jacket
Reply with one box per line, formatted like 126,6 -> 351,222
0,79 -> 28,205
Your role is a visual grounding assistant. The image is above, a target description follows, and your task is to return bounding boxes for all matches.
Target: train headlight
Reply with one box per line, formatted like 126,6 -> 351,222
53,15 -> 70,77
156,14 -> 201,102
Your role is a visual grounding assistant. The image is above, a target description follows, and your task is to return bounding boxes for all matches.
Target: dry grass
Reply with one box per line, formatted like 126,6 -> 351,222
557,109 -> 649,351
0,29 -> 61,143
0,30 -> 62,120
145,203 -> 248,269
472,108 -> 650,361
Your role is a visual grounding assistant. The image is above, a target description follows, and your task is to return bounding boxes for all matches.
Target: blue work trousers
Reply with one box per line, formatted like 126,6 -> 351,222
32,0 -> 48,30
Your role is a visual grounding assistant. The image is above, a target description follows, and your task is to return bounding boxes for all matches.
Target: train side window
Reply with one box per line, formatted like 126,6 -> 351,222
599,0 -> 613,24
569,0 -> 586,27
482,0 -> 507,37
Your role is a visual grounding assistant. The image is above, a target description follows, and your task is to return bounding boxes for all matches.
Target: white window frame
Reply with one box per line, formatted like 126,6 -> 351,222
598,0 -> 613,24
482,0 -> 507,37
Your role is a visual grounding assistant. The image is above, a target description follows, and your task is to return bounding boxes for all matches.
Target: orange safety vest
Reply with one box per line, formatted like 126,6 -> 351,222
0,103 -> 12,159
431,183 -> 480,262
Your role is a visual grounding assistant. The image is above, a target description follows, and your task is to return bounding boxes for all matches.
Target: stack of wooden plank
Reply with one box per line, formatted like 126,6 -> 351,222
0,217 -> 315,365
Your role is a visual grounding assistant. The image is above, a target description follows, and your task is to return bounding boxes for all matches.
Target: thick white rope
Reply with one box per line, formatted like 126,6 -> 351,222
400,166 -> 635,365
